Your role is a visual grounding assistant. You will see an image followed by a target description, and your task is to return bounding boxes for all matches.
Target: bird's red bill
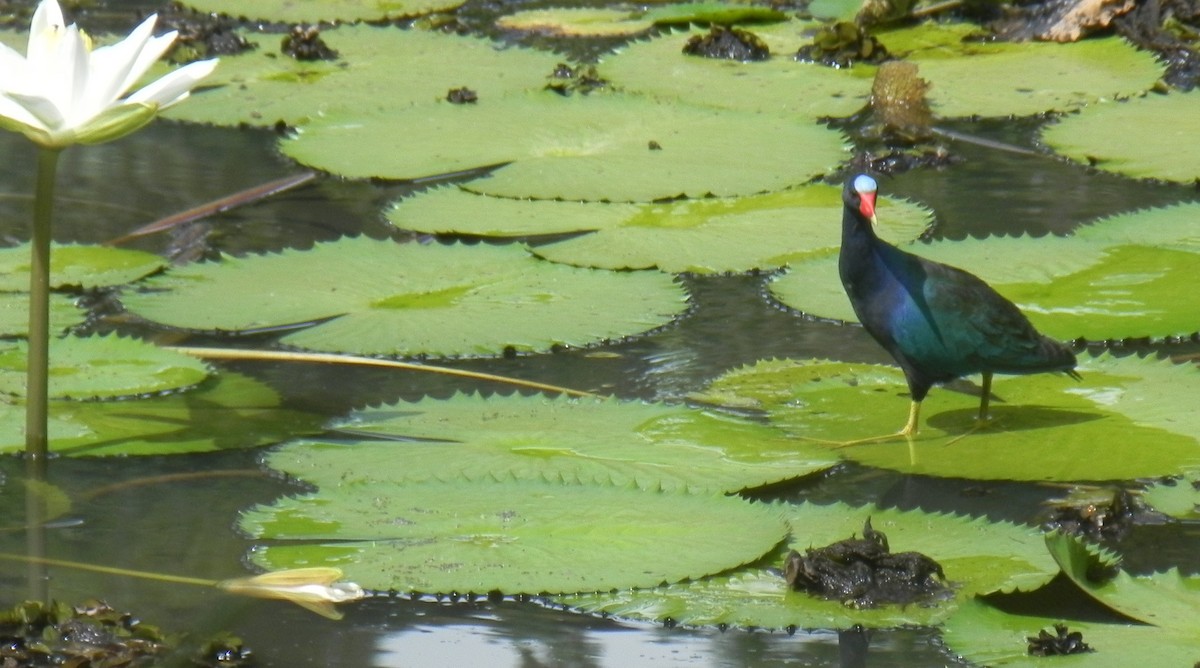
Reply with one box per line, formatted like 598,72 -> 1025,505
858,191 -> 877,222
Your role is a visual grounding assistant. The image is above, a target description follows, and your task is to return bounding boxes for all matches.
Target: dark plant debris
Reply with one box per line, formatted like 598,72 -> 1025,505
157,3 -> 255,64
0,599 -> 253,668
991,0 -> 1135,41
446,87 -> 479,104
683,26 -> 769,61
282,25 -> 339,61
1027,623 -> 1094,656
1043,488 -> 1139,544
545,62 -> 609,96
783,518 -> 952,608
795,21 -> 888,68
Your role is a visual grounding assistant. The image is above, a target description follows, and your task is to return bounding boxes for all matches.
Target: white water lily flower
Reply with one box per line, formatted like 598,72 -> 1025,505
218,567 -> 366,620
0,0 -> 217,148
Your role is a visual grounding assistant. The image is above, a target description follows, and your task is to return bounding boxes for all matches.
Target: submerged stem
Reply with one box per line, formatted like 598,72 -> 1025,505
0,551 -> 219,587
166,346 -> 598,397
25,148 -> 61,468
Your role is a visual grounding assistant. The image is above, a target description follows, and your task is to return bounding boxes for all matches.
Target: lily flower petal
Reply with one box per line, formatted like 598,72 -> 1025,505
217,567 -> 365,620
125,58 -> 219,110
84,13 -> 158,113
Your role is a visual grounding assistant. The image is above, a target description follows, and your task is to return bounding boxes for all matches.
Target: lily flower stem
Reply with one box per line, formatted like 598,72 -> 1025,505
25,147 -> 61,468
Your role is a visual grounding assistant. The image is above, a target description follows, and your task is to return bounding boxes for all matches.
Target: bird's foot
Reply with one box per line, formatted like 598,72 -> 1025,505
830,430 -> 917,449
942,415 -> 995,447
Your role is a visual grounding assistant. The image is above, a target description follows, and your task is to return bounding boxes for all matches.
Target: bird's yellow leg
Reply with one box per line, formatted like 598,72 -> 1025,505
831,400 -> 921,449
900,399 -> 921,437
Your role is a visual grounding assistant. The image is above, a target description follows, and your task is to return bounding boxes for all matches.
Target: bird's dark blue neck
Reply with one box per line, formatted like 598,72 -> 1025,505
839,208 -> 878,283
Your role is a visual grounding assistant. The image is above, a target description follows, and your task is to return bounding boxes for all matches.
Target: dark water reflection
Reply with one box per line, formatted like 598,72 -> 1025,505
1,6 -> 1200,665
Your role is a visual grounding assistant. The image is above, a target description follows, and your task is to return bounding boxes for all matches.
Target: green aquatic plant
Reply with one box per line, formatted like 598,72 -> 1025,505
0,371 -> 321,456
284,91 -> 849,201
881,23 -> 1163,118
940,534 -> 1200,666
181,0 -> 463,23
241,478 -> 788,595
1041,90 -> 1200,182
595,22 -> 873,118
555,502 -> 1057,629
390,184 -> 932,273
164,26 -> 561,129
264,392 -> 838,494
120,237 -> 689,357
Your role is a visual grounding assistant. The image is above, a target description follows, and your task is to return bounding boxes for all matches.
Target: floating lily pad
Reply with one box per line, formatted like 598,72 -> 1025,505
532,185 -> 932,272
595,23 -> 873,118
881,24 -> 1164,118
497,8 -> 655,36
771,206 -> 1200,341
120,237 -> 688,357
691,355 -> 1200,482
388,186 -> 642,237
390,184 -> 931,272
0,372 -> 321,456
165,27 -> 561,128
941,598 -> 1200,668
1042,91 -> 1200,183
265,392 -> 838,494
0,243 -> 165,291
0,292 -> 84,337
240,479 -> 788,595
0,335 -> 209,399
555,502 -> 1056,629
1140,468 -> 1200,520
1047,532 -> 1200,631
641,3 -> 788,26
283,92 -> 849,201
180,0 -> 461,23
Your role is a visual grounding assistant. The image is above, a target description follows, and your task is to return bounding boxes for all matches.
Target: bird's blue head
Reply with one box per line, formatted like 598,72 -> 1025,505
852,174 -> 878,225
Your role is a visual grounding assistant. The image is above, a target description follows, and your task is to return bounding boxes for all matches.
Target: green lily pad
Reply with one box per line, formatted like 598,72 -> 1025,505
1042,91 -> 1200,183
0,372 -> 322,456
180,0 -> 461,23
1047,532 -> 1200,631
880,24 -> 1163,118
0,292 -> 85,337
771,205 -> 1200,342
1140,468 -> 1200,520
0,243 -> 165,291
497,8 -> 655,36
691,354 -> 1200,482
390,184 -> 931,272
941,598 -> 1200,668
283,92 -> 849,201
240,479 -> 788,595
264,392 -> 838,494
0,335 -> 209,399
595,23 -> 873,118
532,185 -> 932,272
388,186 -> 644,237
555,501 -> 1056,629
640,3 -> 788,26
165,27 -> 561,128
119,237 -> 688,357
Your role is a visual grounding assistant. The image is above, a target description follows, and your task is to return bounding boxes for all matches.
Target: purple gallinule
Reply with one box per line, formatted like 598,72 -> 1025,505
838,174 -> 1078,438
